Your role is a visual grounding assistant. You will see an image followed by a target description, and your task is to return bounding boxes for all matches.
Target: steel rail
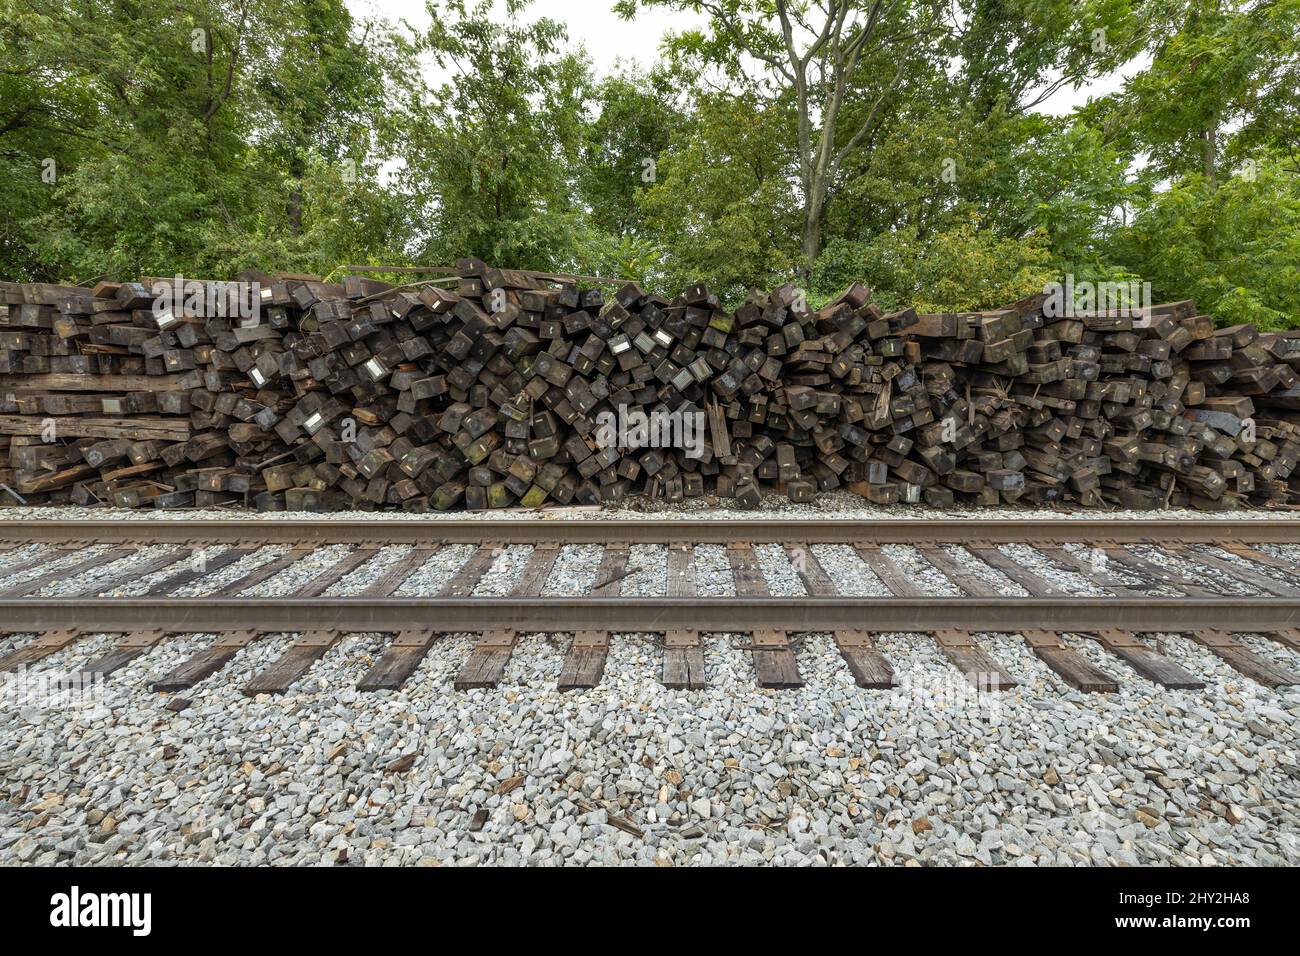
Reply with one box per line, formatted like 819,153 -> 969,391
4,596 -> 1299,633
1,518 -> 1299,545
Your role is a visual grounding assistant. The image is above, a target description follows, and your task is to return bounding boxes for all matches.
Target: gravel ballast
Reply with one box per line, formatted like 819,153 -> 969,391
2,497 -> 1297,867
1,622 -> 1296,866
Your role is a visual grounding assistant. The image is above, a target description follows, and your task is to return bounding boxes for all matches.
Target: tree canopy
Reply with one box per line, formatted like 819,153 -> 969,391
1,0 -> 1297,325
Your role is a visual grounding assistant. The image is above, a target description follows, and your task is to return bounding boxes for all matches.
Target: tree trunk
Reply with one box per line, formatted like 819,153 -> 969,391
1202,123 -> 1217,187
287,154 -> 305,236
800,175 -> 827,278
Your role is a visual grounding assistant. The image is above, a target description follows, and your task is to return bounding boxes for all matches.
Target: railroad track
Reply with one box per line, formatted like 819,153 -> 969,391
0,518 -> 1299,696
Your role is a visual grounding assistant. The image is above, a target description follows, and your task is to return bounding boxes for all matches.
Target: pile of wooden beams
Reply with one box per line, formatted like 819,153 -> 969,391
3,260 -> 1299,511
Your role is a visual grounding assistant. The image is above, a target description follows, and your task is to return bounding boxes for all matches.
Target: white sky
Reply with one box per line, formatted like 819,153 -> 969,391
346,0 -> 1145,116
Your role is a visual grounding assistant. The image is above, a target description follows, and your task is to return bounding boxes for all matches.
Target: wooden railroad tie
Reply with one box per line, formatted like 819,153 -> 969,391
557,630 -> 611,690
76,629 -> 168,679
1184,630 -> 1300,689
153,630 -> 262,691
662,629 -> 706,689
1016,629 -> 1117,692
357,630 -> 438,691
144,544 -> 260,595
4,267 -> 1300,512
931,629 -> 1017,692
453,630 -> 518,690
0,629 -> 82,672
440,542 -> 503,597
1163,542 -> 1300,596
243,630 -> 341,696
750,629 -> 803,689
0,547 -> 135,598
512,542 -> 561,596
1085,630 -> 1204,689
833,630 -> 895,689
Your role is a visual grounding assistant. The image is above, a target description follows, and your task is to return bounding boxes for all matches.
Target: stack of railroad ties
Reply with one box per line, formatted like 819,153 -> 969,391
2,259 -> 1299,511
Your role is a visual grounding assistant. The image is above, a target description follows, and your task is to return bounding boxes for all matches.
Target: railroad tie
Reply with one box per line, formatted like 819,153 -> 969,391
1017,629 -> 1117,692
357,630 -> 438,691
453,630 -> 518,690
662,629 -> 706,689
786,542 -> 836,596
964,541 -> 1063,596
152,630 -> 262,691
931,629 -> 1017,691
667,542 -> 696,597
0,629 -> 81,672
217,545 -> 314,595
144,544 -> 259,596
833,630 -> 895,689
750,629 -> 803,688
1184,630 -> 1300,689
591,541 -> 631,593
361,547 -> 440,597
1165,543 -> 1300,597
440,542 -> 503,597
1266,628 -> 1300,653
512,543 -> 561,597
294,546 -> 381,597
66,548 -> 193,597
1085,630 -> 1204,689
1092,541 -> 1218,596
556,543 -> 623,691
1219,541 -> 1300,578
243,630 -> 342,696
557,631 -> 611,691
74,629 -> 169,678
852,542 -> 921,596
727,542 -> 768,596
0,547 -> 135,598
916,545 -> 1001,597
1025,539 -> 1140,596
0,546 -> 78,584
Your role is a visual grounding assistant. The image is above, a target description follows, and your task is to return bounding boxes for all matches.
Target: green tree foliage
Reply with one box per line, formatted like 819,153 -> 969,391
395,0 -> 593,270
639,91 -> 801,300
0,0 -> 410,281
1110,159 -> 1300,329
1,0 -> 1297,326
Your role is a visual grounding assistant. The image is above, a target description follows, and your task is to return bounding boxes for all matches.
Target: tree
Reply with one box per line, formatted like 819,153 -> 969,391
1108,0 -> 1300,187
394,0 -> 593,270
619,0 -> 1141,277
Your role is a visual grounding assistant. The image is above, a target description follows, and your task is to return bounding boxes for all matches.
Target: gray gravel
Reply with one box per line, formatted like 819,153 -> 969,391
689,544 -> 735,597
621,545 -> 666,597
542,545 -> 603,597
753,543 -> 805,596
882,544 -> 961,595
811,544 -> 888,596
7,490 -> 1300,522
393,544 -> 476,596
0,544 -> 110,591
4,503 -> 1299,866
2,624 -> 1295,866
